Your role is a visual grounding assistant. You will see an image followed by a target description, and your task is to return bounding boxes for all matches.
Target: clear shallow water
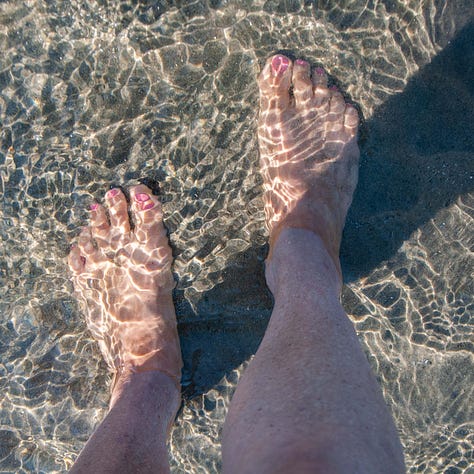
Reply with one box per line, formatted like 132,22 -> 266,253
0,0 -> 473,472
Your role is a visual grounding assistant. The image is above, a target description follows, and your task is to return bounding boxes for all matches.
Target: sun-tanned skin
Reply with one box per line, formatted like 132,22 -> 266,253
68,55 -> 405,473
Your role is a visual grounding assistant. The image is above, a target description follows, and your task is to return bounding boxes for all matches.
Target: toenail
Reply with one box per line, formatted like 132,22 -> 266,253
135,193 -> 150,202
315,67 -> 325,75
271,55 -> 289,75
330,85 -> 338,91
90,203 -> 99,211
141,201 -> 155,211
295,59 -> 308,66
107,188 -> 119,198
80,256 -> 86,265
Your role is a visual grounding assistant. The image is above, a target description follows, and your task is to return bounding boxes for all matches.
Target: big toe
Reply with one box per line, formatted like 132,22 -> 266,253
258,54 -> 293,110
130,185 -> 166,243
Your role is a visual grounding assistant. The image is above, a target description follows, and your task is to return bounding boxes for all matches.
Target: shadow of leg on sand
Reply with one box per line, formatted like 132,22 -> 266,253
342,21 -> 474,280
178,22 -> 474,398
176,244 -> 272,398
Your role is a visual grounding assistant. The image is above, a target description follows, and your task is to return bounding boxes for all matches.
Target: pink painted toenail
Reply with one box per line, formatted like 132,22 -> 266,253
106,188 -> 119,198
271,55 -> 289,75
330,85 -> 339,91
90,203 -> 99,211
80,256 -> 86,265
315,67 -> 325,75
295,59 -> 308,66
141,201 -> 155,211
135,193 -> 150,202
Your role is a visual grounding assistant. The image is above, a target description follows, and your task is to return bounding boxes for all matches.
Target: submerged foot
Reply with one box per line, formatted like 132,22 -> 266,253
258,55 -> 360,275
68,185 -> 182,400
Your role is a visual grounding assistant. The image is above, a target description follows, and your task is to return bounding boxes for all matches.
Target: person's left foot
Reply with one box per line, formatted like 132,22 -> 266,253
68,185 -> 182,393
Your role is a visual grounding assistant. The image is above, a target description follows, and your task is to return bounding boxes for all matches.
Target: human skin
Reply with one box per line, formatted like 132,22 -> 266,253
68,185 -> 182,473
222,55 -> 405,473
68,55 -> 405,473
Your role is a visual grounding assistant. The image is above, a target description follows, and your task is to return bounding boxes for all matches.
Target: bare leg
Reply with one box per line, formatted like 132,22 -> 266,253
222,56 -> 405,473
68,185 -> 182,474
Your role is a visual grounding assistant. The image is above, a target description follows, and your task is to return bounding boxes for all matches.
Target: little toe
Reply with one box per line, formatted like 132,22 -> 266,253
68,245 -> 86,274
344,104 -> 360,135
105,188 -> 131,233
293,59 -> 313,105
90,203 -> 110,246
258,54 -> 293,111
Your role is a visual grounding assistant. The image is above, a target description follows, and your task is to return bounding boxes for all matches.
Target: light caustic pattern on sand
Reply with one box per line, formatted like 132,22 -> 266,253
0,1 -> 471,471
68,185 -> 182,383
257,55 -> 360,261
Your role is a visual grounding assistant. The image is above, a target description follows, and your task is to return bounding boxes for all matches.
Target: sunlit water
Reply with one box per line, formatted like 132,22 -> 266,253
0,1 -> 473,472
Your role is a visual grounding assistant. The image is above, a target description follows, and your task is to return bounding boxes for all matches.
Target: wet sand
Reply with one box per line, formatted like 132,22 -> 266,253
0,1 -> 472,472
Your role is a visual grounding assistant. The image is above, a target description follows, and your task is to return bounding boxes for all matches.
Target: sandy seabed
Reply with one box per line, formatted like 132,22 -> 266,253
0,1 -> 472,472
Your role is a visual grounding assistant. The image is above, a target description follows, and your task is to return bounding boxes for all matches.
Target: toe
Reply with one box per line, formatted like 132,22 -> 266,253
311,66 -> 328,88
258,54 -> 293,111
344,104 -> 360,135
129,185 -> 168,247
90,202 -> 110,247
326,89 -> 346,132
77,227 -> 98,258
312,85 -> 331,109
68,245 -> 86,274
293,59 -> 313,106
105,188 -> 131,233
311,66 -> 331,107
329,88 -> 346,115
74,227 -> 104,270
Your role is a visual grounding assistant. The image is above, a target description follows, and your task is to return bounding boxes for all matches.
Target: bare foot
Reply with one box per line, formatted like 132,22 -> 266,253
68,185 -> 182,402
258,55 -> 360,275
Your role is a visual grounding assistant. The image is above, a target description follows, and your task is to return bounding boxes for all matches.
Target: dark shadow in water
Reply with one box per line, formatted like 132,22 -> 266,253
179,22 -> 474,398
176,244 -> 272,398
342,21 -> 474,279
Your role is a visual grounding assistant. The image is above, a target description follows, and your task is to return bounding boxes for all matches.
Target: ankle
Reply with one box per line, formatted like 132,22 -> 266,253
110,369 -> 181,413
266,228 -> 343,299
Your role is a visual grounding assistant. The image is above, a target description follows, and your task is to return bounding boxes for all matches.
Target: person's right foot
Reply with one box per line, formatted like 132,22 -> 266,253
68,185 -> 182,403
258,55 -> 360,272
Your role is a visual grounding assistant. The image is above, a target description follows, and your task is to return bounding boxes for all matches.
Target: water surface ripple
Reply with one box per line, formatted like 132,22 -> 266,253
0,1 -> 473,472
